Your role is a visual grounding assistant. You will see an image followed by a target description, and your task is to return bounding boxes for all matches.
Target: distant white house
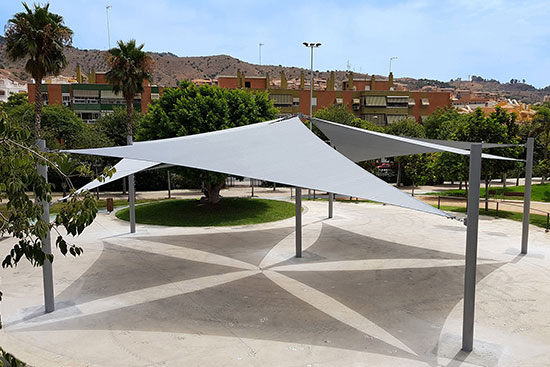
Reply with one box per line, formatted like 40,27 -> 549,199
0,77 -> 27,102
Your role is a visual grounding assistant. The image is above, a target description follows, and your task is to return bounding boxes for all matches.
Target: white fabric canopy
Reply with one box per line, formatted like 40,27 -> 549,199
311,117 -> 520,162
64,117 -> 450,217
68,158 -> 158,197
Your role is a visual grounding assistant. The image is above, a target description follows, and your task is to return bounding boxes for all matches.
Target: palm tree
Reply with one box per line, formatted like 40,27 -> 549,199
106,40 -> 153,141
106,40 -> 152,233
5,2 -> 73,139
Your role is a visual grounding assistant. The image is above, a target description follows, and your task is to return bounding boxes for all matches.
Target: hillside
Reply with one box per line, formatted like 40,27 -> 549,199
0,35 -> 363,87
1,35 -> 548,103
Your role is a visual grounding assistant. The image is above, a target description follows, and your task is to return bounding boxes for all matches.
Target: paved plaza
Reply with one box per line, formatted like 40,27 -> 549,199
1,199 -> 549,366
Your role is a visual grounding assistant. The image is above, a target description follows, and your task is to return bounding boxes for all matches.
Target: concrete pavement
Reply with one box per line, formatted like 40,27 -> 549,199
1,198 -> 549,366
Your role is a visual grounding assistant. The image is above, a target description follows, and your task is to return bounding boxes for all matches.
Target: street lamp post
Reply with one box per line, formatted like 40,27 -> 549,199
259,43 -> 264,65
303,42 -> 321,200
389,56 -> 398,74
106,5 -> 112,49
303,42 -> 321,129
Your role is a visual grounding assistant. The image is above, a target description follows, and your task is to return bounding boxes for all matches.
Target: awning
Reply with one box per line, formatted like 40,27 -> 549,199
336,98 -> 343,104
421,98 -> 430,106
64,117 -> 449,217
311,117 -> 521,162
72,89 -> 99,97
408,98 -> 416,106
353,98 -> 360,104
364,96 -> 387,106
387,96 -> 409,104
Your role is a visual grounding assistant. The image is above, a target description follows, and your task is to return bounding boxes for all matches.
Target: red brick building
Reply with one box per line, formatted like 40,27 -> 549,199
218,71 -> 451,126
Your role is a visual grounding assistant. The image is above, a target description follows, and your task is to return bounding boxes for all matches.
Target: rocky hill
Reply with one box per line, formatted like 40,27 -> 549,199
1,35 -> 548,103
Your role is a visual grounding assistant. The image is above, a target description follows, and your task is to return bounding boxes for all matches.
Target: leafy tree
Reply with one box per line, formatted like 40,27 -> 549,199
138,81 -> 278,203
0,112 -> 107,301
531,103 -> 550,182
5,2 -> 73,139
454,108 -> 519,209
94,106 -> 143,147
105,39 -> 153,140
384,118 -> 426,186
423,106 -> 463,139
313,104 -> 381,131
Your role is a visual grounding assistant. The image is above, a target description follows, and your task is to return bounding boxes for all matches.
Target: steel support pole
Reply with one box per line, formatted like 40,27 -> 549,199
295,187 -> 302,258
37,139 -> 54,313
167,170 -> 171,199
521,137 -> 534,254
462,143 -> 482,352
328,192 -> 334,218
127,135 -> 136,233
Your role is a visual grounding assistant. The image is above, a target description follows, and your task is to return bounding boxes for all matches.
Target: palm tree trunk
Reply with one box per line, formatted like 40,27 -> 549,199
34,78 -> 43,138
126,96 -> 134,137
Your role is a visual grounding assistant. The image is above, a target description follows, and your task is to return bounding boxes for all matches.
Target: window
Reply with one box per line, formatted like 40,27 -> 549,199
245,81 -> 251,88
293,97 -> 300,106
62,93 -> 70,107
269,94 -> 292,107
363,114 -> 386,126
335,98 -> 343,105
422,98 -> 430,106
42,93 -> 48,105
77,111 -> 100,124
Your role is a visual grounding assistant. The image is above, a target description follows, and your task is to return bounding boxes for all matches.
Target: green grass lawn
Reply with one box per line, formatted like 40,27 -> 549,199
437,205 -> 549,230
50,198 -> 160,214
115,198 -> 296,227
426,183 -> 550,202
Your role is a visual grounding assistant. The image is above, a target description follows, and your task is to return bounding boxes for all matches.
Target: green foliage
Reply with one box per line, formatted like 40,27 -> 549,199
0,112 -> 108,301
94,106 -> 143,146
115,198 -> 295,227
436,205 -> 549,230
4,3 -> 72,81
422,106 -> 463,139
0,102 -> 108,149
0,347 -> 27,367
383,118 -> 426,186
384,118 -> 425,138
137,81 -> 278,203
313,104 -> 382,132
430,182 -> 550,202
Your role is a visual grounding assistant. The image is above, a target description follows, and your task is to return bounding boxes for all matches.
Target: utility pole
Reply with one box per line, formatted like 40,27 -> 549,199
106,5 -> 112,49
259,43 -> 264,65
389,56 -> 397,74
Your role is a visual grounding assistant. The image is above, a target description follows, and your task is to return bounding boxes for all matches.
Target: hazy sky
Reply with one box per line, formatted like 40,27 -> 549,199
1,0 -> 549,87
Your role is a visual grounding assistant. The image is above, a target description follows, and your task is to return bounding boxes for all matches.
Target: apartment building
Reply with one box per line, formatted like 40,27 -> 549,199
0,77 -> 27,102
218,71 -> 451,126
27,70 -> 161,123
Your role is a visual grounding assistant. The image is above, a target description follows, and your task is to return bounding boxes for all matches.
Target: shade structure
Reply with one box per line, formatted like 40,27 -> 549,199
64,117 -> 450,218
311,117 -> 520,162
66,158 -> 158,198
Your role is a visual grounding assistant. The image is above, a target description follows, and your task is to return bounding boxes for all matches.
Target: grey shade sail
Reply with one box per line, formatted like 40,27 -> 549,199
311,117 -> 521,162
69,158 -> 158,198
412,137 -> 522,150
64,117 -> 450,217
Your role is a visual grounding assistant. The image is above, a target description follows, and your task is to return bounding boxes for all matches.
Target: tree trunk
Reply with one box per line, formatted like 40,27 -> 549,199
502,173 -> 507,190
126,96 -> 134,138
205,181 -> 224,204
122,177 -> 127,195
484,177 -> 489,212
34,77 -> 43,138
459,180 -> 463,190
516,168 -> 520,186
62,182 -> 67,199
396,161 -> 402,187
